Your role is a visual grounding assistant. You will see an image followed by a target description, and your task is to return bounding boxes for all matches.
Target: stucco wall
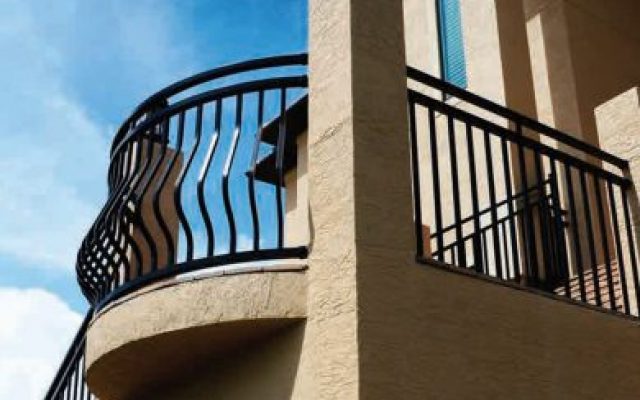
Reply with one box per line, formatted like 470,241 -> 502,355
285,131 -> 309,247
152,323 -> 306,400
524,0 -> 640,147
85,270 -> 307,399
359,260 -> 640,399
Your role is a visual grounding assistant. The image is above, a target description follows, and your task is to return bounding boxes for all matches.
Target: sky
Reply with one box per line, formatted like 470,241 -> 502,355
0,0 -> 307,398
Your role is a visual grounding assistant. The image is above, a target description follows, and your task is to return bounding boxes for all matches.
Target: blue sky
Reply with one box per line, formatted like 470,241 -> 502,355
0,1 -> 307,397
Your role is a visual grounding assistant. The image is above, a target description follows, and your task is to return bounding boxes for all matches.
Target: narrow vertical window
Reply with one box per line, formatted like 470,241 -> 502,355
437,0 -> 467,88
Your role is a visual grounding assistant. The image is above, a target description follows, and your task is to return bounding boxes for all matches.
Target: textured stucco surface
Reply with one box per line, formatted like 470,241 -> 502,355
85,271 -> 306,399
285,132 -> 310,247
525,0 -> 640,149
360,259 -> 640,399
153,323 -> 306,400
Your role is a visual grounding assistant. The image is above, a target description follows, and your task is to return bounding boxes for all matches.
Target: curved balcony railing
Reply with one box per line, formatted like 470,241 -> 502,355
77,54 -> 309,310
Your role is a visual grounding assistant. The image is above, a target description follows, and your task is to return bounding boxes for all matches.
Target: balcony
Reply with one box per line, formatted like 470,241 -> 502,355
407,66 -> 640,318
46,54 -> 310,400
46,55 -> 640,400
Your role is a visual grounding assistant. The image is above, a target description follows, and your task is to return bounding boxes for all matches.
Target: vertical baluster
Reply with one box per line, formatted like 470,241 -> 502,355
408,100 -> 424,257
198,101 -> 221,257
99,146 -> 132,297
579,170 -> 601,306
154,114 -> 183,267
248,92 -> 265,252
125,125 -> 162,275
534,153 -> 553,288
428,109 -> 444,261
113,140 -> 136,286
466,124 -> 482,272
91,148 -> 122,296
175,105 -> 204,261
621,189 -> 640,314
447,115 -> 465,266
549,159 -> 571,298
607,181 -> 630,314
70,356 -> 78,400
117,134 -> 145,284
516,124 -> 538,285
484,130 -> 502,278
593,175 -> 615,310
274,88 -> 288,249
501,138 -> 521,281
482,229 -> 489,272
501,219 -> 511,279
78,356 -> 86,400
222,95 -> 243,253
565,165 -> 587,302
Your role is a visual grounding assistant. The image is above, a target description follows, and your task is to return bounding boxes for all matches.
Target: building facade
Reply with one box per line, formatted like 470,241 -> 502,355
46,0 -> 640,399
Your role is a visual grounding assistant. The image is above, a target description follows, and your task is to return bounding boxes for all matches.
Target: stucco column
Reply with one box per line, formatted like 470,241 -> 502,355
304,0 -> 414,398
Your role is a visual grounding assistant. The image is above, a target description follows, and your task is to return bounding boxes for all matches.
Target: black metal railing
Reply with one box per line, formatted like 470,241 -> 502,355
407,66 -> 640,316
76,54 -> 309,310
44,310 -> 93,400
433,179 -> 570,289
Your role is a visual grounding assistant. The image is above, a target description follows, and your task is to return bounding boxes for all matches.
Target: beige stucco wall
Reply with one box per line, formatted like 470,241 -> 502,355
152,323 -> 306,400
525,0 -> 640,148
360,259 -> 640,399
285,131 -> 309,247
85,270 -> 307,399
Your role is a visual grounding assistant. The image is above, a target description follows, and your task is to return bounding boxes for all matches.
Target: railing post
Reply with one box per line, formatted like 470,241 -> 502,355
305,0 -> 414,398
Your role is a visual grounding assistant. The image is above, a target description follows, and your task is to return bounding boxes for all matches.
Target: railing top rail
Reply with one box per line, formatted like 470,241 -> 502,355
112,53 -> 309,153
408,89 -> 630,187
406,65 -> 629,171
111,75 -> 308,158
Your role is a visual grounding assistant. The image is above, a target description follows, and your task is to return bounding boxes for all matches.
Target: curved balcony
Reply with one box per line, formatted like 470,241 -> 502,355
76,54 -> 309,311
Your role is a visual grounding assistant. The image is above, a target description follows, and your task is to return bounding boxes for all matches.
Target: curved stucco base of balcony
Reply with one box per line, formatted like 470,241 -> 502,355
84,266 -> 307,400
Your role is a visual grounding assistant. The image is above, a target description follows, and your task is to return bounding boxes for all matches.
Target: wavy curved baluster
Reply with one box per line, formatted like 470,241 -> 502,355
154,113 -> 184,266
101,141 -> 137,295
175,105 -> 204,262
274,88 -> 287,249
83,148 -> 130,297
247,91 -> 265,251
113,134 -> 149,283
151,119 -> 178,265
222,95 -> 243,254
72,55 -> 309,308
127,123 -> 169,277
197,101 -> 222,257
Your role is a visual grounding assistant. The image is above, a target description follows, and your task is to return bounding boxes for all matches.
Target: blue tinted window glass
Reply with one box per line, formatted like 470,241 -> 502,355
438,0 -> 467,88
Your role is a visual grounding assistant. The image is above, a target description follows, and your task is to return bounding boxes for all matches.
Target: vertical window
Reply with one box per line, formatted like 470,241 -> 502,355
437,0 -> 467,88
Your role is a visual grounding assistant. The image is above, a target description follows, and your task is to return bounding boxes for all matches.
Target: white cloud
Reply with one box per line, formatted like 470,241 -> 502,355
0,288 -> 82,400
0,0 -> 193,271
